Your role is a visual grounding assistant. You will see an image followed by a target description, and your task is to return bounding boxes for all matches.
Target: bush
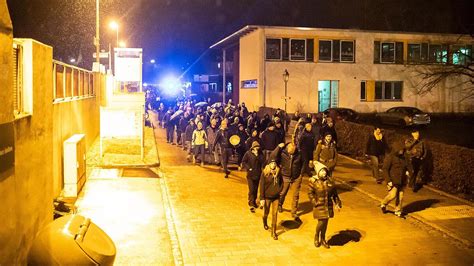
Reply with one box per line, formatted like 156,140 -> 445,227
335,120 -> 474,198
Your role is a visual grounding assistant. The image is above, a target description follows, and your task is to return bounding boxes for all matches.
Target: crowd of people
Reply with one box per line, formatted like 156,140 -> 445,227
152,98 -> 426,246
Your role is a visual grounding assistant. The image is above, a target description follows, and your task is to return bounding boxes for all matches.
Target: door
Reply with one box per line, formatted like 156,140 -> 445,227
318,80 -> 339,112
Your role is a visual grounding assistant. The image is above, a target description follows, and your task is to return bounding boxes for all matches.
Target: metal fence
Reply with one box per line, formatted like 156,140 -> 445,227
53,60 -> 95,101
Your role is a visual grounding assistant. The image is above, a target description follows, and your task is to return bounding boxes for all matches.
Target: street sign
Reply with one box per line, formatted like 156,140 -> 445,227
93,52 -> 109,59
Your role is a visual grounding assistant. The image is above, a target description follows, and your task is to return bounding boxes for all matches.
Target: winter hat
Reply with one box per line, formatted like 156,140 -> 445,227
313,161 -> 328,175
250,141 -> 260,150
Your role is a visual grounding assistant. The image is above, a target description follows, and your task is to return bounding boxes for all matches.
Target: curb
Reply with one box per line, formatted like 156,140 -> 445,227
339,154 -> 473,205
335,155 -> 474,249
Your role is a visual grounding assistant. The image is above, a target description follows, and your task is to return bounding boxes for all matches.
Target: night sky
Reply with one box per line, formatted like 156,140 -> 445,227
6,0 -> 473,82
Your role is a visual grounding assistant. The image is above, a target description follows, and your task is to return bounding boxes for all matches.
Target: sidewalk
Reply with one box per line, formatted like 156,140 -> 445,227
334,155 -> 474,248
151,114 -> 474,265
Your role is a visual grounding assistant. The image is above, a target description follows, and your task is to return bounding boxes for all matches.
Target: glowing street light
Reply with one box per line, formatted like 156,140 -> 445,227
150,59 -> 156,64
109,21 -> 119,47
119,41 -> 126,48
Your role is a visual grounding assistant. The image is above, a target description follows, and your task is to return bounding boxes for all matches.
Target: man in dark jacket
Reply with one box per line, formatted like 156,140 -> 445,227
270,142 -> 304,221
245,129 -> 261,152
366,127 -> 388,183
206,118 -> 219,165
178,113 -> 190,148
380,145 -> 410,217
260,123 -> 280,163
214,120 -> 233,178
163,108 -> 175,143
274,121 -> 285,145
298,123 -> 316,177
320,118 -> 337,144
405,129 -> 427,192
241,141 -> 265,212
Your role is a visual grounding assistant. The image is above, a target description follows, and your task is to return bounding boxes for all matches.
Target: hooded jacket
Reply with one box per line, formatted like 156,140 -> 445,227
242,150 -> 265,180
308,166 -> 341,219
383,150 -> 409,186
259,166 -> 282,200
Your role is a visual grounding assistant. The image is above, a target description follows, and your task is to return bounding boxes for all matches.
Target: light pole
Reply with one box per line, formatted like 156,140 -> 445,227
283,69 -> 289,112
95,0 -> 100,64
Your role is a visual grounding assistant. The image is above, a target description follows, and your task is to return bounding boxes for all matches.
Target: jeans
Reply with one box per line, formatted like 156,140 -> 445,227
193,144 -> 205,164
369,155 -> 383,181
181,133 -> 186,149
316,219 -> 329,242
247,177 -> 259,207
176,130 -> 182,145
166,127 -> 174,143
279,175 -> 303,217
300,150 -> 313,177
263,198 -> 279,229
220,147 -> 233,173
207,143 -> 219,164
382,185 -> 404,212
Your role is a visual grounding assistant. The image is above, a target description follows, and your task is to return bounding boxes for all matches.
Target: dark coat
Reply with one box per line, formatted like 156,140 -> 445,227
298,130 -> 316,156
178,117 -> 189,132
383,151 -> 409,186
270,145 -> 303,179
308,175 -> 341,219
214,127 -> 233,149
260,129 -> 280,151
184,124 -> 195,141
259,168 -> 283,200
241,151 -> 265,180
405,138 -> 427,160
275,126 -> 285,144
366,134 -> 388,156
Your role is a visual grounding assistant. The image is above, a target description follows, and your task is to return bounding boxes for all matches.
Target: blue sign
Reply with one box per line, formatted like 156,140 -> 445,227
241,79 -> 257,89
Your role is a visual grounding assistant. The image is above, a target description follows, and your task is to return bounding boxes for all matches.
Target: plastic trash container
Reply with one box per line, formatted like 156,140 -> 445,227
28,214 -> 116,265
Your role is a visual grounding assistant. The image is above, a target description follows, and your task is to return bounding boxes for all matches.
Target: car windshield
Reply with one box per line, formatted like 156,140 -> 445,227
401,108 -> 422,114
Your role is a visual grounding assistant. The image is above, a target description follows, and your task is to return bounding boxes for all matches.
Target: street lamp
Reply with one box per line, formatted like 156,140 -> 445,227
119,41 -> 126,48
283,69 -> 289,112
150,59 -> 156,64
95,0 -> 100,64
109,21 -> 119,47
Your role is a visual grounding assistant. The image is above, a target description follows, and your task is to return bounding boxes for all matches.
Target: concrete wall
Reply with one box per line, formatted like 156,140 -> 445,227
52,96 -> 100,197
0,35 -> 55,264
239,29 -> 264,112
240,27 -> 473,113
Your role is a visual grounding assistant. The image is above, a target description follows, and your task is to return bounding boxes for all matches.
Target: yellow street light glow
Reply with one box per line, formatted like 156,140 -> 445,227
109,21 -> 119,30
119,41 -> 126,47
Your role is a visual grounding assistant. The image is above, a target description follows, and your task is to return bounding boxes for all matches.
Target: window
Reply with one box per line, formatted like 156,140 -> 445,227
451,45 -> 472,65
13,43 -> 23,116
290,39 -> 306,61
381,42 -> 395,63
340,40 -> 355,62
265,38 -> 281,60
360,81 -> 366,100
375,81 -> 403,101
319,40 -> 332,61
429,44 -> 447,64
209,83 -> 217,92
408,44 -> 421,63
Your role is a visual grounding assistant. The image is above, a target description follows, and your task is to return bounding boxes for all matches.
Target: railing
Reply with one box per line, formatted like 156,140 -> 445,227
53,60 -> 95,102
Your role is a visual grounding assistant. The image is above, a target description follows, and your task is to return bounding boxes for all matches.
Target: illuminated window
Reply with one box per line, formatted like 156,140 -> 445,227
429,44 -> 447,64
451,45 -> 472,65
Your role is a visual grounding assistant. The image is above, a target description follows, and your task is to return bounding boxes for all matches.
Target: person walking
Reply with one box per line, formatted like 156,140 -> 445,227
271,142 -> 303,221
235,124 -> 249,167
184,119 -> 196,161
214,119 -> 233,178
241,141 -> 265,213
259,160 -> 283,240
245,129 -> 261,152
163,108 -> 175,144
366,127 -> 388,184
308,161 -> 342,249
260,122 -> 280,163
313,133 -> 338,176
380,145 -> 410,218
298,123 -> 316,177
405,129 -> 427,192
206,118 -> 219,165
320,118 -> 337,144
192,121 -> 207,166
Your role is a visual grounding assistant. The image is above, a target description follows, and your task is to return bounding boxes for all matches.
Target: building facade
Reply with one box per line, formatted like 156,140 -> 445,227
212,25 -> 473,113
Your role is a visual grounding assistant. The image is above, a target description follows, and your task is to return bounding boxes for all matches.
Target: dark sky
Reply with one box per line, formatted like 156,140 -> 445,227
6,0 -> 473,81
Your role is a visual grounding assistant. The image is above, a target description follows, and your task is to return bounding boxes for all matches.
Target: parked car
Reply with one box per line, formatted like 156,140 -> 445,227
323,108 -> 359,122
376,107 -> 430,126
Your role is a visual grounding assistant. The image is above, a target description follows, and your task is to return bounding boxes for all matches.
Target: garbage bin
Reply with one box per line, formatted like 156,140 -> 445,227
28,214 -> 116,265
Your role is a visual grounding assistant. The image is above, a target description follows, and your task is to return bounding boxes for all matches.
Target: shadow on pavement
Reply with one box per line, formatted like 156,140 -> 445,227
327,229 -> 364,246
403,199 -> 441,214
335,183 -> 354,194
280,219 -> 302,230
298,201 -> 313,216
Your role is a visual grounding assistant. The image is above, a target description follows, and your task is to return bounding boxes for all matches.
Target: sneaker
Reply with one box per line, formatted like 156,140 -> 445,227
250,207 -> 255,213
394,211 -> 402,217
380,204 -> 387,214
294,216 -> 302,223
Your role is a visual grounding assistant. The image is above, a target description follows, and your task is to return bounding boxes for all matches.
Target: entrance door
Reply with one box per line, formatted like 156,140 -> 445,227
318,80 -> 339,112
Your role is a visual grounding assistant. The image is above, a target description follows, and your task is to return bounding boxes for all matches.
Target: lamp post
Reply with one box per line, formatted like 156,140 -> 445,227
283,69 -> 289,112
95,0 -> 100,64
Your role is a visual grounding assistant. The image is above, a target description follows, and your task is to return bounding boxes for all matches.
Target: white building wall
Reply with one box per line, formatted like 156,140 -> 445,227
239,27 -> 473,113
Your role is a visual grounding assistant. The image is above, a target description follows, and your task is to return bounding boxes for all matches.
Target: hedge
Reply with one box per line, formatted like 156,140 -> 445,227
335,121 -> 474,199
